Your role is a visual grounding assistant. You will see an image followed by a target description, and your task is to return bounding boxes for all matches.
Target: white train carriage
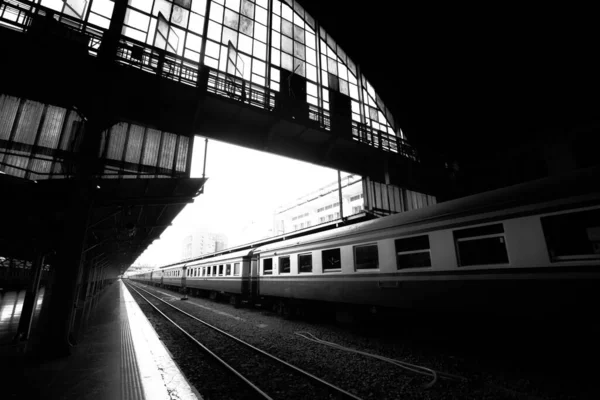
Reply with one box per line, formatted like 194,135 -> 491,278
253,167 -> 600,313
161,265 -> 183,288
129,166 -> 600,315
182,250 -> 255,305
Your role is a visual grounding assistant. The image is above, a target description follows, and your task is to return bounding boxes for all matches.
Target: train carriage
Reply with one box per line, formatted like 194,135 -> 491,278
128,166 -> 600,315
182,249 -> 255,305
254,166 -> 600,313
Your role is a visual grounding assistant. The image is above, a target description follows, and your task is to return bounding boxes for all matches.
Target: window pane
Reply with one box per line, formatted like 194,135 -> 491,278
223,8 -> 239,29
226,263 -> 231,275
395,235 -> 430,252
234,262 -> 240,275
542,209 -> 600,261
455,223 -> 504,239
241,0 -> 254,18
279,256 -> 290,273
354,244 -> 378,269
457,237 -> 508,266
397,252 -> 431,269
240,15 -> 253,35
322,248 -> 341,271
298,254 -> 312,273
263,258 -> 273,275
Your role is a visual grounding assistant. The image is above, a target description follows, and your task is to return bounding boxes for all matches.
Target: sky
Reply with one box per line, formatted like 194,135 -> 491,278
133,136 -> 349,266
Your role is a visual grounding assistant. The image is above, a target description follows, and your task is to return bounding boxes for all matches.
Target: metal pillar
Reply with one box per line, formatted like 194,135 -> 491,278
337,170 -> 344,220
40,196 -> 91,356
14,251 -> 45,342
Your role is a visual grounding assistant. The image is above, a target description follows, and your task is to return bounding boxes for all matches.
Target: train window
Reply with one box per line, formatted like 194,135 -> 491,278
298,253 -> 312,273
322,248 -> 341,271
395,235 -> 432,269
226,264 -> 231,275
541,208 -> 600,262
263,258 -> 273,275
354,244 -> 379,270
454,223 -> 508,266
218,265 -> 224,276
279,256 -> 291,273
234,263 -> 240,275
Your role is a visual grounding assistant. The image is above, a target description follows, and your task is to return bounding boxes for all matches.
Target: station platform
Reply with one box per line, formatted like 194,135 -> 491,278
1,280 -> 199,400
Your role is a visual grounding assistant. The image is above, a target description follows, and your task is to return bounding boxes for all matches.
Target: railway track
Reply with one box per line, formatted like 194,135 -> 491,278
125,281 -> 364,400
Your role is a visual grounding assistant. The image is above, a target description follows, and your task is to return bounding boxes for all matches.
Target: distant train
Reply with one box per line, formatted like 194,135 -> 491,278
128,166 -> 600,316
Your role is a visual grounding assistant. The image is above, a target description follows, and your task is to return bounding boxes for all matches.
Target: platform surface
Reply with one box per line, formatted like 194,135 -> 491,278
1,280 -> 199,400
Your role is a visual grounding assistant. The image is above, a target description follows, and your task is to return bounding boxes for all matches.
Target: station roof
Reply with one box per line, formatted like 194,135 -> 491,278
0,174 -> 206,278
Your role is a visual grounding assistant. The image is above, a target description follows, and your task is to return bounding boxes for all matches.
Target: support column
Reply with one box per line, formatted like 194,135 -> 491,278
98,0 -> 128,63
71,256 -> 95,342
337,170 -> 344,220
14,251 -> 45,342
40,192 -> 91,357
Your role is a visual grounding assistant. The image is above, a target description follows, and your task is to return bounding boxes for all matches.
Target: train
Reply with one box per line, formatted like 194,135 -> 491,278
128,166 -> 600,317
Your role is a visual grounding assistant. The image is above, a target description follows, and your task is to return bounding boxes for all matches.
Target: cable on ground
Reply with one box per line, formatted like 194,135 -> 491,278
294,331 -> 468,388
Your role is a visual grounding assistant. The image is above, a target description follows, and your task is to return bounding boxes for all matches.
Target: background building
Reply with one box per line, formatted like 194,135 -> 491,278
181,230 -> 228,259
273,174 -> 436,235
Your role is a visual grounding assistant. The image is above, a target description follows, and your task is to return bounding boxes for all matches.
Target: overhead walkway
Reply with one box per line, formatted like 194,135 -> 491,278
0,0 -> 448,195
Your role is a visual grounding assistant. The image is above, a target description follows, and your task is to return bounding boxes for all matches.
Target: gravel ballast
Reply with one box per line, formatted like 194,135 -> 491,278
126,282 -> 596,400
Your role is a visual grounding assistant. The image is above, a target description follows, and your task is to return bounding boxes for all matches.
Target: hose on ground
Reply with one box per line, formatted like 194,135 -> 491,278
294,331 -> 468,388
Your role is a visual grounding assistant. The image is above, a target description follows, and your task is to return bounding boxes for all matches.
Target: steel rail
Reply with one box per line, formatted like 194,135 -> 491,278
126,281 -> 364,400
125,282 -> 274,400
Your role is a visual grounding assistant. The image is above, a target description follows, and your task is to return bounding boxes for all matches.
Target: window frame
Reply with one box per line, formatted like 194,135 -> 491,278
454,224 -> 509,267
353,243 -> 379,270
298,253 -> 312,274
541,208 -> 600,262
279,256 -> 291,274
395,235 -> 432,270
263,258 -> 273,275
322,247 -> 342,272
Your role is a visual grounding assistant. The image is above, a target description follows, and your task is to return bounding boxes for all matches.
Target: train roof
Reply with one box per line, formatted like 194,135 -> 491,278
255,165 -> 600,253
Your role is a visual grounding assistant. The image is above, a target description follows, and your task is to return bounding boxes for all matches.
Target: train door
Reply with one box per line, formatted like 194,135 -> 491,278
250,256 -> 259,301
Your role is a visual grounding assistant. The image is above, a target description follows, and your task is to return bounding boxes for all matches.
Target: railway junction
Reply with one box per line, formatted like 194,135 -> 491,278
1,1 -> 599,399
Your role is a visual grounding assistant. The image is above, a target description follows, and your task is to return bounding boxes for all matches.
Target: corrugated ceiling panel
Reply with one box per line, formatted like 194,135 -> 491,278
30,157 -> 53,180
106,122 -> 128,160
3,154 -> 29,178
37,105 -> 66,149
176,136 -> 188,172
141,128 -> 161,167
13,100 -> 43,145
124,124 -> 144,163
0,95 -> 20,141
159,132 -> 176,171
